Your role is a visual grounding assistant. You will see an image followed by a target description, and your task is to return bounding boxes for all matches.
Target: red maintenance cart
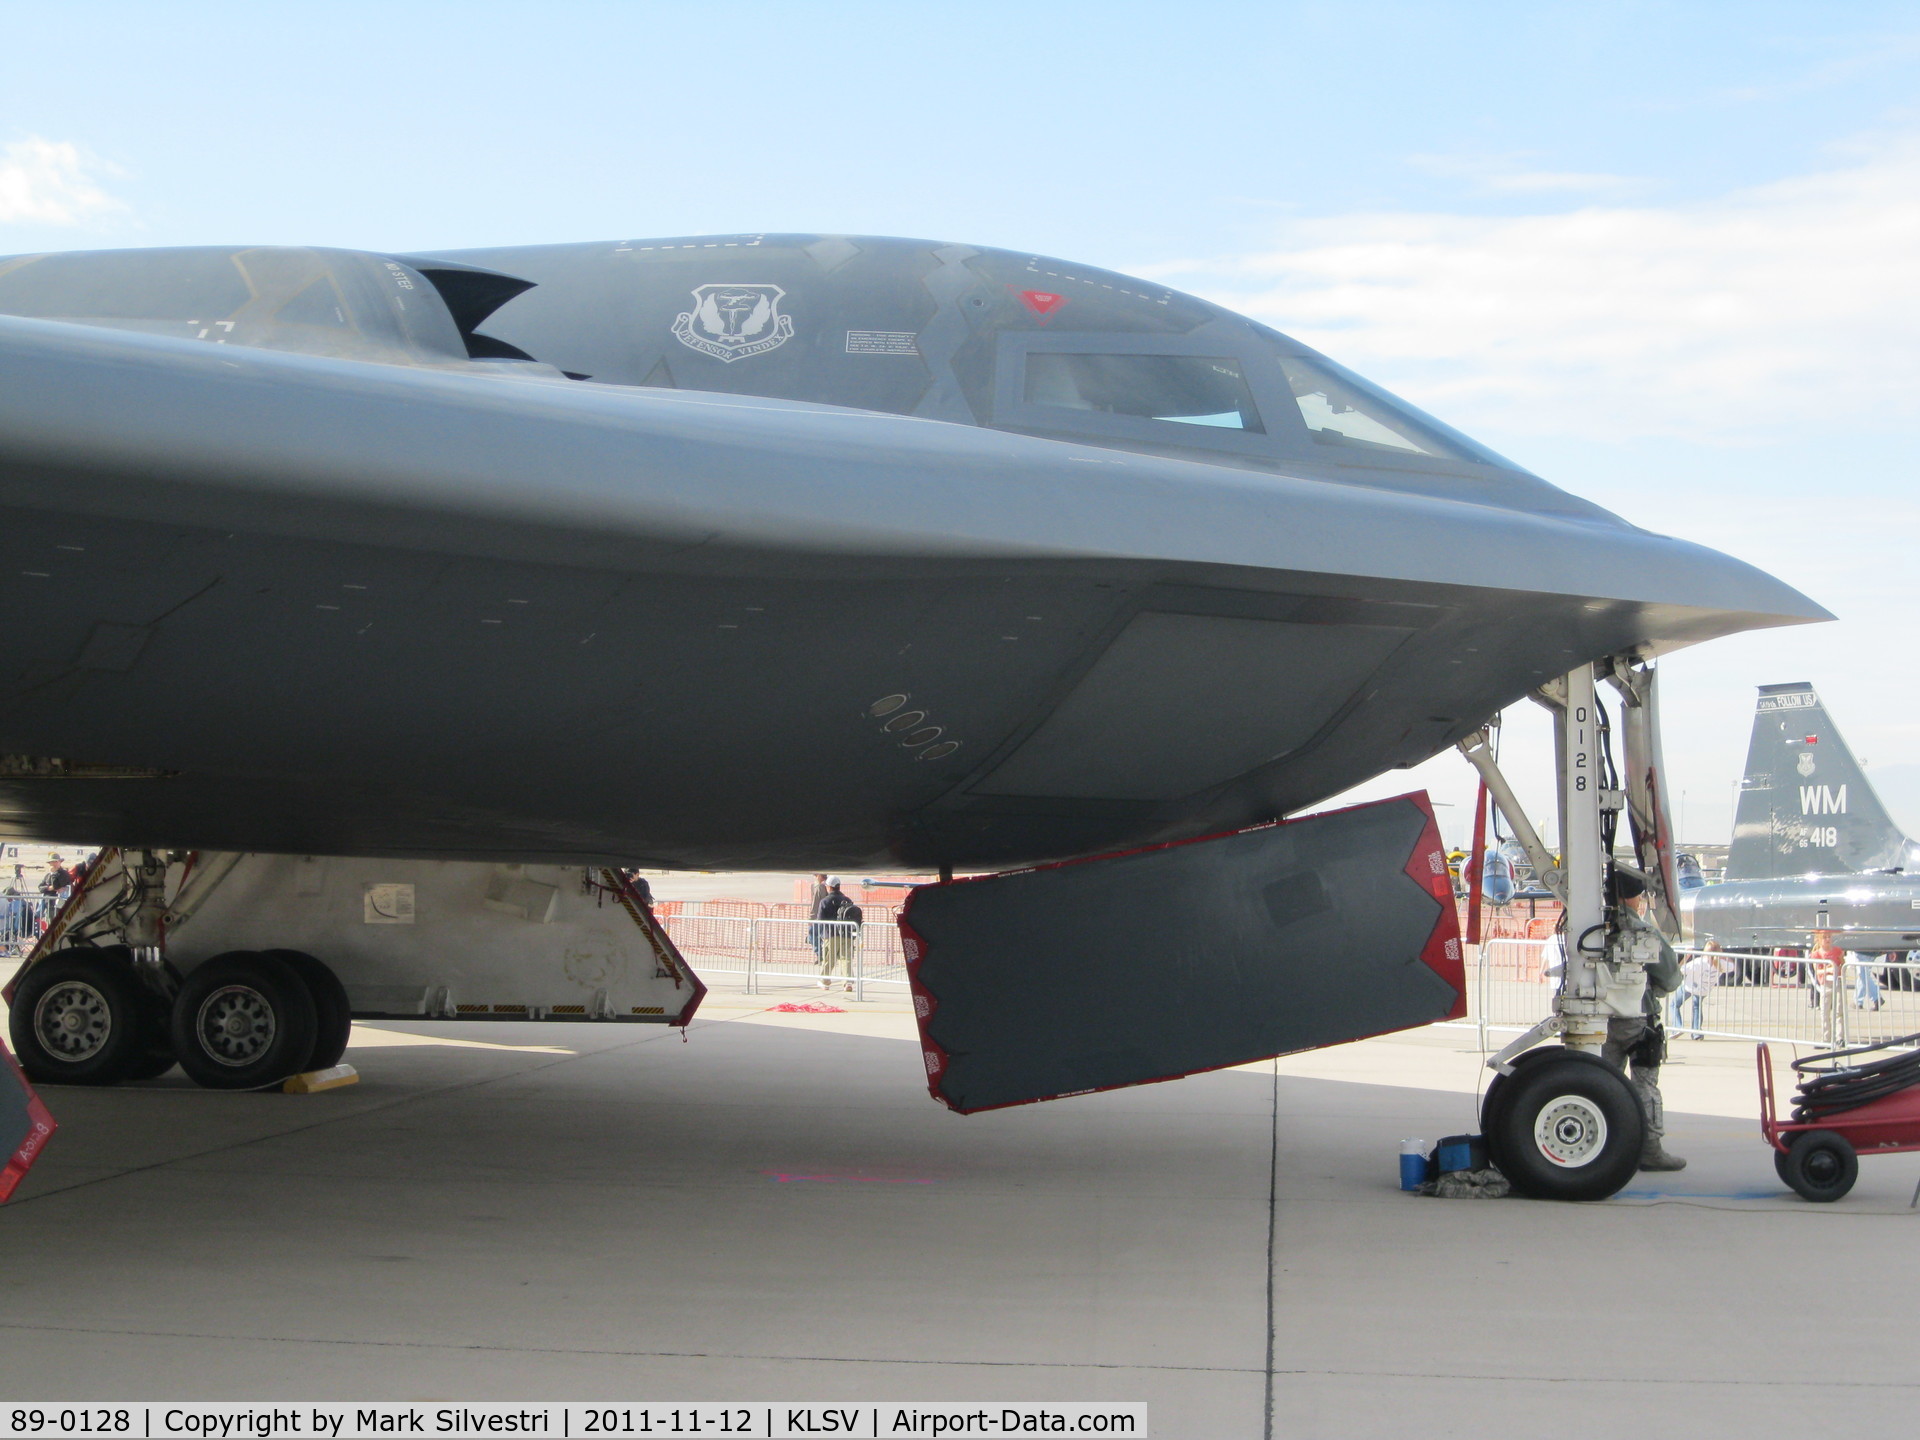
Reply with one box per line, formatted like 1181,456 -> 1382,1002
1758,1035 -> 1920,1202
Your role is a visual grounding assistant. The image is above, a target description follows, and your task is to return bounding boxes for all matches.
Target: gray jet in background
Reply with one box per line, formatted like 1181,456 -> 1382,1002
0,234 -> 1826,872
1688,683 -> 1920,950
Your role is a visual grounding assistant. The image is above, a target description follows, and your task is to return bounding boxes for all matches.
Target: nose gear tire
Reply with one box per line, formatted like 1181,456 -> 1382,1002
1488,1049 -> 1643,1201
1480,1045 -> 1569,1175
170,950 -> 319,1091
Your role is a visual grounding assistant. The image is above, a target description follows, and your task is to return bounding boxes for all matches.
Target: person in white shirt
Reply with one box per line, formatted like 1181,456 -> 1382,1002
1670,940 -> 1734,1040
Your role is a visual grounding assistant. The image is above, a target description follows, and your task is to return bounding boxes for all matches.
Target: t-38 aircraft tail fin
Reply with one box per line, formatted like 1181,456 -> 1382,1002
1726,682 -> 1919,881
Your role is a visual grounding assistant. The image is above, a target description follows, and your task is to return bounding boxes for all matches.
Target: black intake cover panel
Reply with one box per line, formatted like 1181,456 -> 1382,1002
900,793 -> 1463,1113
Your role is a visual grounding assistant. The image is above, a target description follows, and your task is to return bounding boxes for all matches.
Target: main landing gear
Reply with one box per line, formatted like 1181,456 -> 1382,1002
5,848 -> 702,1114
9,944 -> 349,1092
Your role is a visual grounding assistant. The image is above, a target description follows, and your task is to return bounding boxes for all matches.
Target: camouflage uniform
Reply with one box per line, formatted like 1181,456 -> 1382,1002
1599,907 -> 1686,1171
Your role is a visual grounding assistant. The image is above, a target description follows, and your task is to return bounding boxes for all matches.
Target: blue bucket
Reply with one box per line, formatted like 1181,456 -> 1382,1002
1399,1139 -> 1431,1191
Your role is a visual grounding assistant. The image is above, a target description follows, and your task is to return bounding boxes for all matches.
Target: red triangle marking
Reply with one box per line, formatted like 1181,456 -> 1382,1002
1019,289 -> 1067,316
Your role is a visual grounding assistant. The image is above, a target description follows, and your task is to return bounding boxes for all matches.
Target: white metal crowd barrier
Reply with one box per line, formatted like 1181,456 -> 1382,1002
1460,938 -> 1555,1047
1830,960 -> 1920,1049
662,913 -> 912,1002
0,894 -> 56,956
1452,939 -> 1920,1050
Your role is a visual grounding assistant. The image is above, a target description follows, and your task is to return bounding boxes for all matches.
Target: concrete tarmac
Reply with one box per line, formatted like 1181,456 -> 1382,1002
3,978 -> 1919,1437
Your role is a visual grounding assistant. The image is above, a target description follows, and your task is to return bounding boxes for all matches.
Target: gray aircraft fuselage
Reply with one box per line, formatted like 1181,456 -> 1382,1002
0,235 -> 1825,870
1685,874 -> 1920,952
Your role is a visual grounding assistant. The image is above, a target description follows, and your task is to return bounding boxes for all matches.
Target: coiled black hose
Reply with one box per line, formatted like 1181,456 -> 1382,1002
1791,1034 -> 1920,1123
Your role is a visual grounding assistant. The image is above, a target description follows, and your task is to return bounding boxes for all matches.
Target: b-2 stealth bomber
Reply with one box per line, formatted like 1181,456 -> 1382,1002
0,234 -> 1825,871
0,234 -> 1832,1168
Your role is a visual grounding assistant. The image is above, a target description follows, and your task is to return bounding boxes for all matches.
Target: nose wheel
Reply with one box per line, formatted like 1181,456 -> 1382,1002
1482,1049 -> 1643,1201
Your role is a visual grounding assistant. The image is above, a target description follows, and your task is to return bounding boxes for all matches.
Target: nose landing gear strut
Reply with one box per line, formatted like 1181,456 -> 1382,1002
1458,655 -> 1684,1201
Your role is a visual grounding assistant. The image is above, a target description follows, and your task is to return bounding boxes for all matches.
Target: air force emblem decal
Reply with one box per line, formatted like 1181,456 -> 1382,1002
1798,750 -> 1817,777
672,283 -> 794,362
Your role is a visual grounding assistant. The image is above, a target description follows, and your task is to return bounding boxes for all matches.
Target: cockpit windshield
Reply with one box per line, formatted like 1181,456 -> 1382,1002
1024,352 -> 1264,432
1277,354 -> 1507,466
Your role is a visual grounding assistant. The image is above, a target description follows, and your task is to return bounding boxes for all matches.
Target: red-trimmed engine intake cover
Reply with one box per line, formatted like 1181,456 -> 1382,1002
899,792 -> 1463,1114
0,1037 -> 56,1203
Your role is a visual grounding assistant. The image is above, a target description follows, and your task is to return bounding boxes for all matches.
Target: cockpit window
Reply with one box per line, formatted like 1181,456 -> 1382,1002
1024,353 -> 1264,433
1278,354 -> 1502,464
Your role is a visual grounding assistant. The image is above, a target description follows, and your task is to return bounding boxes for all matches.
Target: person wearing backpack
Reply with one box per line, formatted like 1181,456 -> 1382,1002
814,877 -> 863,992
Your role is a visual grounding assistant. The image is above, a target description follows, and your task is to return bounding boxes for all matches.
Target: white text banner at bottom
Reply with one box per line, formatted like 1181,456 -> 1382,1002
1,1406 -> 1149,1439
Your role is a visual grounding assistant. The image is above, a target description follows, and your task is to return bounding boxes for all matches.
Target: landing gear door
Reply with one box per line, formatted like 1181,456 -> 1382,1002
899,793 -> 1464,1114
1615,663 -> 1683,939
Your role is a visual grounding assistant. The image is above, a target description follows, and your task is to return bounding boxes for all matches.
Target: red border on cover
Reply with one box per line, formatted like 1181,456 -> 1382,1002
897,791 -> 1464,1114
0,1038 -> 56,1204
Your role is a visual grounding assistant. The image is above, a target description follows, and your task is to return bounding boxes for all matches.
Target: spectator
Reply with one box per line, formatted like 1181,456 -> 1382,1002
1849,950 -> 1883,1011
618,869 -> 654,911
805,873 -> 829,962
1807,931 -> 1842,1010
813,876 -> 863,992
1670,940 -> 1732,1040
1,883 -> 27,955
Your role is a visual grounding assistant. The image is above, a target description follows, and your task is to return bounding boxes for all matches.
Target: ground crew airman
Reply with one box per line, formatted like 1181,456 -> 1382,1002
1599,870 -> 1686,1171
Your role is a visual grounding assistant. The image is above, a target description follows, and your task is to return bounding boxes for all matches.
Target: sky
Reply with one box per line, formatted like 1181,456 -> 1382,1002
3,0 -> 1917,849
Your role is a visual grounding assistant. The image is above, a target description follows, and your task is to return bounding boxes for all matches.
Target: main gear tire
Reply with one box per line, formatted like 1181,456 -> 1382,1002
263,949 -> 351,1071
1489,1049 -> 1643,1201
170,951 -> 318,1091
8,947 -> 152,1086
1783,1129 -> 1858,1203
